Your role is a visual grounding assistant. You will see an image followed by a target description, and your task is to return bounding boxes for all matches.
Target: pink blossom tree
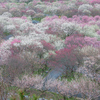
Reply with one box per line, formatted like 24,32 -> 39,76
89,0 -> 100,5
48,47 -> 83,75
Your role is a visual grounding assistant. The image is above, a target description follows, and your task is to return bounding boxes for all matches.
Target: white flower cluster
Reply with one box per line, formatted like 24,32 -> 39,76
51,2 -> 62,7
12,75 -> 44,89
2,12 -> 12,18
42,17 -> 100,39
0,16 -> 13,26
11,17 -> 29,25
18,3 -> 27,10
0,40 -> 12,64
0,15 -> 30,35
42,18 -> 66,36
34,4 -> 47,11
44,6 -> 59,15
67,3 -> 77,10
20,22 -> 35,34
53,40 -> 65,50
43,50 -> 56,59
61,22 -> 82,36
9,35 -> 42,48
35,23 -> 48,33
34,2 -> 77,14
49,19 -> 65,33
9,32 -> 60,49
3,25 -> 16,33
19,0 -> 29,2
81,24 -> 100,38
20,22 -> 49,35
82,9 -> 91,15
80,45 -> 99,56
26,9 -> 36,16
78,4 -> 93,13
42,18 -> 85,37
0,14 -> 48,36
94,4 -> 100,10
28,1 -> 40,9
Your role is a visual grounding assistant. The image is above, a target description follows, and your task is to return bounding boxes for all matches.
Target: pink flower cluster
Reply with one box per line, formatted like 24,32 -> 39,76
11,39 -> 21,46
41,40 -> 55,51
65,34 -> 100,49
89,0 -> 100,4
48,47 -> 79,69
43,15 -> 100,24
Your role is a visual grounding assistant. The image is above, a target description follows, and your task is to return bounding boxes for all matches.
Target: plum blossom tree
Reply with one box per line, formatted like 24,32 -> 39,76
48,47 -> 83,75
89,0 -> 100,4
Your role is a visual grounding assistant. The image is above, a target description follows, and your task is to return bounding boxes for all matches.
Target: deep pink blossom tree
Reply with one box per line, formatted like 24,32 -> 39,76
48,46 -> 83,74
65,34 -> 85,49
65,34 -> 100,49
41,40 -> 55,51
47,34 -> 100,74
89,0 -> 100,4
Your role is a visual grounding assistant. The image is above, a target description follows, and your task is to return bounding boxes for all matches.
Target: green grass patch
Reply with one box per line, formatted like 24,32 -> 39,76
4,32 -> 11,36
33,66 -> 51,78
61,71 -> 83,82
32,17 -> 44,22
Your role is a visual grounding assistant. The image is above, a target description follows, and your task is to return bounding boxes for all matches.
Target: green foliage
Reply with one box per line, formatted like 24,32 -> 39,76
10,89 -> 40,100
33,65 -> 50,77
18,89 -> 25,100
8,87 -> 80,100
4,32 -> 11,36
32,17 -> 44,22
61,72 -> 83,82
51,92 -> 63,100
66,96 -> 78,100
29,94 -> 40,100
10,95 -> 16,100
7,86 -> 19,92
0,81 -> 9,100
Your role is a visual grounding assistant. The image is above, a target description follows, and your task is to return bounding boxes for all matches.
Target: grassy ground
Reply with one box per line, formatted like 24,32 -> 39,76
7,86 -> 81,100
0,67 -> 84,100
0,62 -> 99,100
